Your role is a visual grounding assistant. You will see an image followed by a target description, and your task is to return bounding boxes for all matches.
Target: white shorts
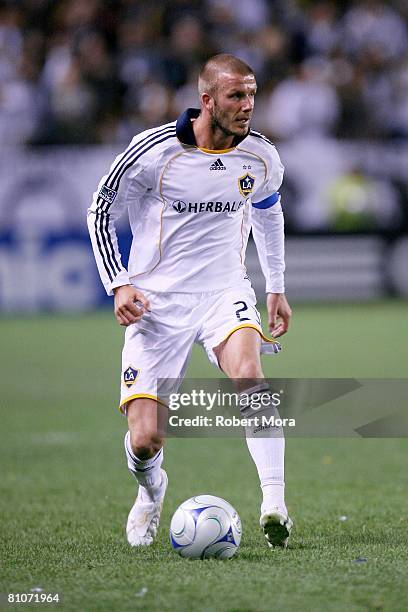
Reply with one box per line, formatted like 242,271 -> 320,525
119,281 -> 279,412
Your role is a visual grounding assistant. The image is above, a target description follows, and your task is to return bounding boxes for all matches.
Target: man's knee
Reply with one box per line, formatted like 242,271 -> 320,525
129,430 -> 163,459
126,398 -> 165,459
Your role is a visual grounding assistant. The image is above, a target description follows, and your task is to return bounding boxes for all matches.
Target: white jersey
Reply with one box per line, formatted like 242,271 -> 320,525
87,108 -> 285,295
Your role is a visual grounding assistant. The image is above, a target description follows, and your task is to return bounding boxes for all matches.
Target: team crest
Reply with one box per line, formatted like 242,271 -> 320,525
238,173 -> 255,197
123,366 -> 139,388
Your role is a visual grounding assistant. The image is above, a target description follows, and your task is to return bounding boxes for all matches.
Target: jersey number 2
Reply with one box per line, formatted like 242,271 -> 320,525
233,301 -> 250,322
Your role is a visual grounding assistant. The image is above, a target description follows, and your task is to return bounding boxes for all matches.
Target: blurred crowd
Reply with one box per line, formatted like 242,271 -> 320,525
1,0 -> 408,145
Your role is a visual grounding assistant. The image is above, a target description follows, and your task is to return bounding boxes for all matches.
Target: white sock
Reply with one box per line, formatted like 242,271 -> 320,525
124,431 -> 164,502
240,384 -> 286,515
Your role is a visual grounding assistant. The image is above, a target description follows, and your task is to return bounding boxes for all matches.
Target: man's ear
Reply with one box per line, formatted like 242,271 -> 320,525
201,92 -> 214,112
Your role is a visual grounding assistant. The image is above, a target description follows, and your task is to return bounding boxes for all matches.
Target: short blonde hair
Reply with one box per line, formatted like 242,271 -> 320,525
198,54 -> 255,97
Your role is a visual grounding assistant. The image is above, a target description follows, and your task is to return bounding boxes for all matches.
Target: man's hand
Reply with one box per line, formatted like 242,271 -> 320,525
113,285 -> 150,327
266,293 -> 292,338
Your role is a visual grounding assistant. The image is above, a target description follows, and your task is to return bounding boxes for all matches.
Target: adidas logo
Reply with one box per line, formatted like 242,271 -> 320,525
209,158 -> 226,171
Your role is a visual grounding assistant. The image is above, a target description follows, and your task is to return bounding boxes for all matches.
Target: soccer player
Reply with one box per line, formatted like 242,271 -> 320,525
87,54 -> 293,549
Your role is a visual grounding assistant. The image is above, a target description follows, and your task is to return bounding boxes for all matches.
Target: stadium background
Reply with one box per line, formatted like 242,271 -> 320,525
1,1 -> 408,611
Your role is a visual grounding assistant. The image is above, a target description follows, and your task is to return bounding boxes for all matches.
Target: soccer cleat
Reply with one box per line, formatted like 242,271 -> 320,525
126,469 -> 168,547
260,508 -> 293,548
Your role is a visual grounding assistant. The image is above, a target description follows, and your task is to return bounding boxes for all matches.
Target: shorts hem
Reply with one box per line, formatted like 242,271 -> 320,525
217,323 -> 277,347
207,323 -> 277,369
119,393 -> 168,414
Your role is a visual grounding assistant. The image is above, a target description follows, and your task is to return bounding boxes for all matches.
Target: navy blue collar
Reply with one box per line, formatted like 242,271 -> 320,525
176,108 -> 200,145
176,108 -> 249,147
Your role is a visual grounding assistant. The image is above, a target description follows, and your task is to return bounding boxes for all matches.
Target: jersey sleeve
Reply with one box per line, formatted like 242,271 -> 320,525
87,138 -> 147,296
251,144 -> 285,294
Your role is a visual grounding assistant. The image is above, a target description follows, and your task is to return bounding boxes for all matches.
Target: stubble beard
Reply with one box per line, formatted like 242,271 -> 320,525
210,105 -> 250,139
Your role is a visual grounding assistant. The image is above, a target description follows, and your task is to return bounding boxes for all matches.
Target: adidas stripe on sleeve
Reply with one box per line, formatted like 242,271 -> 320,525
87,125 -> 176,295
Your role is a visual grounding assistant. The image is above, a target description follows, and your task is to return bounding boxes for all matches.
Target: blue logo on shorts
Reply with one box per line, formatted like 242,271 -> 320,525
123,366 -> 139,388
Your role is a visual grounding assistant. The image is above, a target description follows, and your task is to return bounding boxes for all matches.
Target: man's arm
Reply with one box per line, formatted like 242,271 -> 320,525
87,137 -> 150,325
266,292 -> 292,338
87,158 -> 132,297
113,285 -> 150,327
251,197 -> 292,337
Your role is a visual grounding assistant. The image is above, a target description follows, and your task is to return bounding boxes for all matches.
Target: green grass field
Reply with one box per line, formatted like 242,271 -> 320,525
1,301 -> 408,611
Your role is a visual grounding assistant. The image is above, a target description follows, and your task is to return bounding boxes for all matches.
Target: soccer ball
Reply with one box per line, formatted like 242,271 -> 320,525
169,495 -> 242,559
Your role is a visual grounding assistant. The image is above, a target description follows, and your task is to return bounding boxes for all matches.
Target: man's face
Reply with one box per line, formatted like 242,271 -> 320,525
209,73 -> 257,138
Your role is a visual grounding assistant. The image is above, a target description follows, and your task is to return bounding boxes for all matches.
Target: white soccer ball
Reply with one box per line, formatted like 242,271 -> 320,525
169,495 -> 242,559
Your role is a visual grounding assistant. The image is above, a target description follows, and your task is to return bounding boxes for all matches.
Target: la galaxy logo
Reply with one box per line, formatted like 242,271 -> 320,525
238,173 -> 255,197
123,366 -> 139,388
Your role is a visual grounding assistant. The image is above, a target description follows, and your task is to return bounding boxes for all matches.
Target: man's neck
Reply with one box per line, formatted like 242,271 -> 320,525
192,114 -> 235,150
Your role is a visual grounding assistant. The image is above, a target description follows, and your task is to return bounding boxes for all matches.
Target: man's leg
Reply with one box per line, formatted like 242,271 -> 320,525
214,327 -> 292,547
124,398 -> 168,546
